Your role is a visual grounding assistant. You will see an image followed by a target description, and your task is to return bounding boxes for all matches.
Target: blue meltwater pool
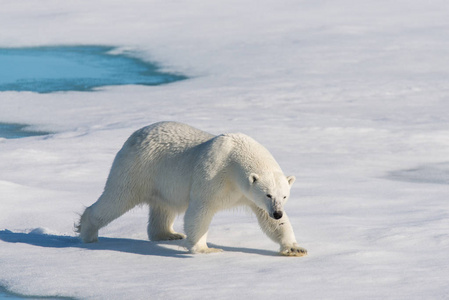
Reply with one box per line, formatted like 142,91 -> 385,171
0,285 -> 75,299
0,46 -> 186,93
0,123 -> 51,139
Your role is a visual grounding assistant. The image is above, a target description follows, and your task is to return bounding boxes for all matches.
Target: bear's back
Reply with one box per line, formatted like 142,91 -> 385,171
121,122 -> 280,174
126,121 -> 214,154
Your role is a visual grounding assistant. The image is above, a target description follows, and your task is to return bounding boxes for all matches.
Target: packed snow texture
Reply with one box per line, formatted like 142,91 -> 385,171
1,0 -> 448,299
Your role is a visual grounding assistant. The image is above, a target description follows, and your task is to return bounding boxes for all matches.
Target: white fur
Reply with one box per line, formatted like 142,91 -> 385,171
77,121 -> 307,256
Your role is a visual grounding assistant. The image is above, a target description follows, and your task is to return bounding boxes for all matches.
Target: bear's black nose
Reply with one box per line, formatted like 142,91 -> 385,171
273,211 -> 283,220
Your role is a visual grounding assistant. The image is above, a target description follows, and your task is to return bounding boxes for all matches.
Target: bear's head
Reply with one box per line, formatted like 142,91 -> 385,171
247,172 -> 296,220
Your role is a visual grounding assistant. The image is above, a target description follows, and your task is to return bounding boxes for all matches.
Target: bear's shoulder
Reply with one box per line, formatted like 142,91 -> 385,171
215,133 -> 276,167
219,132 -> 254,144
218,133 -> 264,151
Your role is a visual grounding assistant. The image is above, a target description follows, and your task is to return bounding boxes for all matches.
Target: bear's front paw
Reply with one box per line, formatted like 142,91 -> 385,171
280,244 -> 307,257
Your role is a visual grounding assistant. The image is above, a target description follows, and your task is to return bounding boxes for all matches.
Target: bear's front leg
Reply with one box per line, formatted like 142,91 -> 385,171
184,202 -> 223,254
250,205 -> 307,257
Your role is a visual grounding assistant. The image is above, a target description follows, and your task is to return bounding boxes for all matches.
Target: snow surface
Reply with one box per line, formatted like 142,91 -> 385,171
1,0 -> 449,299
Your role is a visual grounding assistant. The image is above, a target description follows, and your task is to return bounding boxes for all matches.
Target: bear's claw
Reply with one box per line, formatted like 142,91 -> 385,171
280,245 -> 307,257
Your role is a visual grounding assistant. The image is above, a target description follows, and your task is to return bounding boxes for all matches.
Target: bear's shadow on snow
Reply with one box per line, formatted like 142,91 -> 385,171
0,230 -> 279,257
0,229 -> 189,258
207,243 -> 279,256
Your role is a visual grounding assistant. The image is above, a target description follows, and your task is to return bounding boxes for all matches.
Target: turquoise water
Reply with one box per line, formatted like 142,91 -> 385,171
0,46 -> 186,93
0,123 -> 51,139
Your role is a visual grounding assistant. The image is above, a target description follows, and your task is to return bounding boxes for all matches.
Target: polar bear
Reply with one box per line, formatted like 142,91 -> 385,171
76,121 -> 307,256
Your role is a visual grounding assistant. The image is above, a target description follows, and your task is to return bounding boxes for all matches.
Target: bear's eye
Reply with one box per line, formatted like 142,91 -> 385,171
283,196 -> 287,199
266,194 -> 272,199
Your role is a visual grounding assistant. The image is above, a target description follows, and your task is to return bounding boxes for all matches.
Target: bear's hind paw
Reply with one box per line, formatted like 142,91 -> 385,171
190,246 -> 223,254
150,232 -> 186,241
166,232 -> 186,240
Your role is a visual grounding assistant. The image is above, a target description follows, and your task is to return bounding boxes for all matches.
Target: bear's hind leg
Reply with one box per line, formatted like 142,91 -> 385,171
76,206 -> 100,243
147,205 -> 186,241
77,192 -> 137,243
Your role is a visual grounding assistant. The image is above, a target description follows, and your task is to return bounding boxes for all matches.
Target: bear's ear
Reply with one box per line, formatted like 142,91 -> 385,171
287,175 -> 296,186
249,173 -> 259,184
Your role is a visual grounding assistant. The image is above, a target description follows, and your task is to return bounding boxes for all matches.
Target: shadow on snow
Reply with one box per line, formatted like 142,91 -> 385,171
0,229 -> 279,257
0,229 -> 189,258
386,162 -> 449,185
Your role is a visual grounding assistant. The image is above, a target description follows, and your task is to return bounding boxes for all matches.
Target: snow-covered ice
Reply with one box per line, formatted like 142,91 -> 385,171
1,0 -> 448,299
